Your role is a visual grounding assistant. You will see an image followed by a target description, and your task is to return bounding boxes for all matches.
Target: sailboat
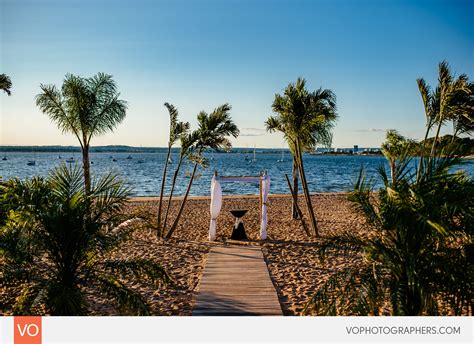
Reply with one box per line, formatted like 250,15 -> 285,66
277,149 -> 285,162
28,149 -> 36,165
251,145 -> 257,163
2,153 -> 6,161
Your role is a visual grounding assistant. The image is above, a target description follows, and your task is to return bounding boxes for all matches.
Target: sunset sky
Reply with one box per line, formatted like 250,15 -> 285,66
1,0 -> 473,148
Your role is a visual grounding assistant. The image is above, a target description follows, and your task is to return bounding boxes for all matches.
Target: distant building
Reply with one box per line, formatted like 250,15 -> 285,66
353,145 -> 358,153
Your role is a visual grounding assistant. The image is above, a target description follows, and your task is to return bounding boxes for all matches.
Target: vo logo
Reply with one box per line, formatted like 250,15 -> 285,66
14,317 -> 42,344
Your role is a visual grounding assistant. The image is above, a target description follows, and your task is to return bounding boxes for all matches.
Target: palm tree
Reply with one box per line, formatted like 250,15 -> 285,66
157,103 -> 190,237
162,131 -> 199,235
164,104 -> 239,239
304,62 -> 473,316
266,78 -> 337,237
304,149 -> 473,315
452,82 -> 474,137
1,165 -> 172,315
417,61 -> 471,160
35,73 -> 127,194
0,74 -> 12,95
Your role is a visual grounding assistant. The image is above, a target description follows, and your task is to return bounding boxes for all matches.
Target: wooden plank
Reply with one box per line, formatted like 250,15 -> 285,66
192,245 -> 283,316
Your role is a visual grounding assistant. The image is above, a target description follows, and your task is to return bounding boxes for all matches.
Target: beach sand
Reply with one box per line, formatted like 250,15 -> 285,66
1,193 -> 370,315
97,193 -> 370,316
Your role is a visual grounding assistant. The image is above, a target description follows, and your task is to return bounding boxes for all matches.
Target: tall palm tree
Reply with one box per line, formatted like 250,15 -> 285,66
162,131 -> 199,235
1,165 -> 172,315
35,73 -> 127,194
0,74 -> 12,95
157,103 -> 190,237
417,61 -> 471,160
165,104 -> 239,239
265,78 -> 337,237
304,62 -> 473,316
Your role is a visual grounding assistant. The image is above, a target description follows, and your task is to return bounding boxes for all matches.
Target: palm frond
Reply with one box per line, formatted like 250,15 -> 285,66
103,259 -> 174,287
0,73 -> 12,95
94,275 -> 150,315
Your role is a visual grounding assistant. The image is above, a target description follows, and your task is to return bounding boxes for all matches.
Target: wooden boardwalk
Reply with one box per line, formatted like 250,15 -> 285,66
193,245 -> 283,316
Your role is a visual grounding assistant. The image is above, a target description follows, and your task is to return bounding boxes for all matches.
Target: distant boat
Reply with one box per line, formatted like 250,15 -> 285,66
66,157 -> 75,163
137,159 -> 145,164
251,146 -> 257,163
126,155 -> 133,159
113,158 -> 117,162
277,149 -> 285,162
168,156 -> 173,163
185,170 -> 201,179
27,160 -> 36,166
58,155 -> 62,159
2,154 -> 6,161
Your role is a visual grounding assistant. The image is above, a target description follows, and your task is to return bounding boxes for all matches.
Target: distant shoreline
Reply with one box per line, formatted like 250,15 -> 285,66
0,145 -> 380,154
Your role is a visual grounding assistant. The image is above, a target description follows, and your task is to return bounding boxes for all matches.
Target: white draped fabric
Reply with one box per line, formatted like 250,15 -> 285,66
260,175 -> 270,240
209,176 -> 222,241
208,173 -> 270,241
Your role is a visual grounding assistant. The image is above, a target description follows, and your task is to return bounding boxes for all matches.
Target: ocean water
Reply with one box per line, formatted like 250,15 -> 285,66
0,152 -> 473,196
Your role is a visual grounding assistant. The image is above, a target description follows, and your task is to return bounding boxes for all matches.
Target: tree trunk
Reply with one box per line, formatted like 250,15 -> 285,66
165,162 -> 198,239
157,147 -> 172,237
390,159 -> 396,185
285,174 -> 309,236
295,141 -> 318,237
82,145 -> 91,195
291,157 -> 299,219
162,157 -> 184,233
429,120 -> 443,159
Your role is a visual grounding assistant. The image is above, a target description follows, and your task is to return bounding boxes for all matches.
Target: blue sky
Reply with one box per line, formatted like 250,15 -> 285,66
1,0 -> 473,148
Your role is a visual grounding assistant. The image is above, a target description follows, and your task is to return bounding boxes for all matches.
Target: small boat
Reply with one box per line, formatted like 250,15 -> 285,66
2,154 -> 6,161
126,155 -> 133,159
168,157 -> 173,163
277,149 -> 285,162
113,158 -> 117,162
250,146 -> 257,163
66,157 -> 75,163
58,155 -> 62,159
137,159 -> 145,163
185,170 -> 202,179
27,160 -> 36,166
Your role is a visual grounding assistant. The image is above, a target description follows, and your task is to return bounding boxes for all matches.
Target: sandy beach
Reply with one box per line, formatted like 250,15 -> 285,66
85,193 -> 370,316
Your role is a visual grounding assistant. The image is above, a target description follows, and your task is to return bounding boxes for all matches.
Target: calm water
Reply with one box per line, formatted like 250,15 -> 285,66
1,152 -> 473,196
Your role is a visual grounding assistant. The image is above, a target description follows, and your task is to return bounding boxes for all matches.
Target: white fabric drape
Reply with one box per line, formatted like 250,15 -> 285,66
209,176 -> 222,241
260,175 -> 270,240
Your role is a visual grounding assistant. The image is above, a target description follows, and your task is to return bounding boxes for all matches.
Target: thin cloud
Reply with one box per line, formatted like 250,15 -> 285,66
242,127 -> 267,132
354,128 -> 387,133
240,127 -> 267,136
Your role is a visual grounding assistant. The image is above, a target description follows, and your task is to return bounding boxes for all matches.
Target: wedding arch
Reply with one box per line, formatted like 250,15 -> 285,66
209,171 -> 270,241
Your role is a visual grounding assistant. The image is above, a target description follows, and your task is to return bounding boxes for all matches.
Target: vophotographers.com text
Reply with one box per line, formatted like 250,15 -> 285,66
346,326 -> 461,335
